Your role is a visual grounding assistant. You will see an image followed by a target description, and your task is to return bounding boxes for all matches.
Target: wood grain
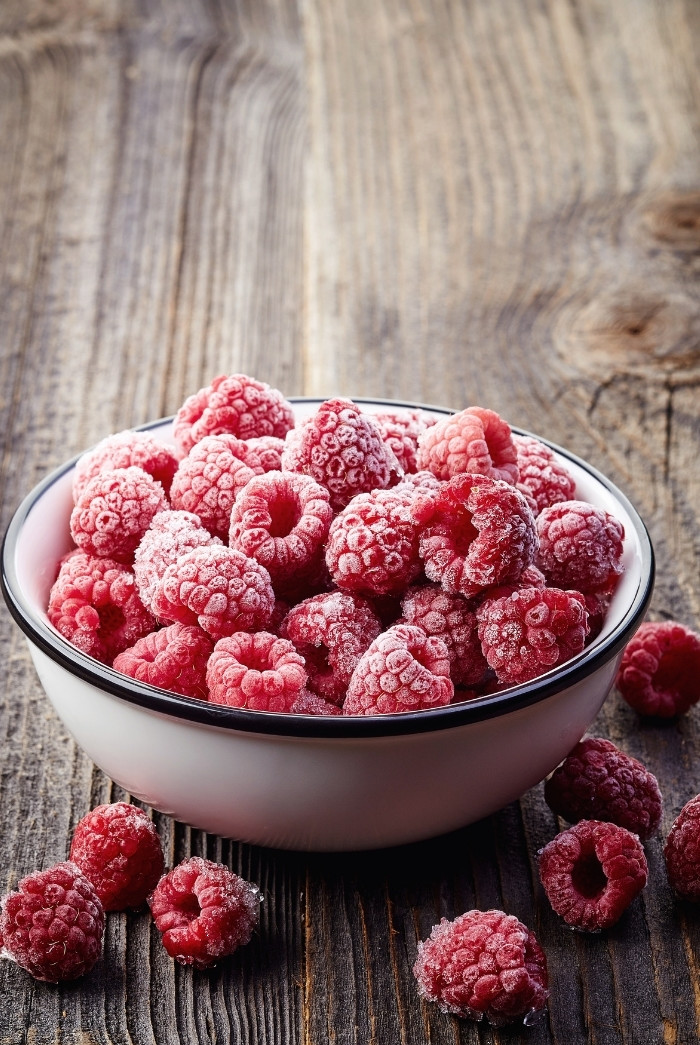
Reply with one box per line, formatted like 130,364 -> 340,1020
0,1 -> 698,1042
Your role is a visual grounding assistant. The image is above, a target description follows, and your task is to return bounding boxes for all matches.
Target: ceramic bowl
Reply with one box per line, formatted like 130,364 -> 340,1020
1,399 -> 654,851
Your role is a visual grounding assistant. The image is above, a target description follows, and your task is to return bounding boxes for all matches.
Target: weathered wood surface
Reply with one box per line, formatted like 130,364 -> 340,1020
0,0 -> 699,1041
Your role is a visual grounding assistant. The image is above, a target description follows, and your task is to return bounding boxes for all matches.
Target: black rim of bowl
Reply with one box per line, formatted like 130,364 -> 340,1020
1,397 -> 655,739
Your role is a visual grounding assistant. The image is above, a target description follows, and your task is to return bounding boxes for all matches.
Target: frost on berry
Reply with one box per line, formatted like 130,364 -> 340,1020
372,409 -> 437,474
616,620 -> 700,718
416,406 -> 519,484
401,583 -> 489,687
70,466 -> 169,563
133,509 -> 222,617
169,435 -> 257,540
513,434 -> 576,513
664,794 -> 700,901
207,631 -> 308,711
173,373 -> 295,454
536,500 -> 625,595
113,623 -> 213,700
72,429 -> 182,502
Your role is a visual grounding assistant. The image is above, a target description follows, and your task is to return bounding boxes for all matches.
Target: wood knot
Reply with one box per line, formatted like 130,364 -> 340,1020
641,192 -> 700,251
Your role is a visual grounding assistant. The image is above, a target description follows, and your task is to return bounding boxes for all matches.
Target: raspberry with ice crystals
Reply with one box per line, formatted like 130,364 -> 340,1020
536,500 -> 625,595
476,586 -> 589,686
401,583 -> 489,687
133,510 -> 221,617
343,623 -> 453,716
664,794 -> 700,901
616,620 -> 700,718
373,409 -> 437,474
416,406 -> 519,484
413,908 -> 549,1026
173,373 -> 295,454
513,434 -> 576,514
538,819 -> 648,931
73,429 -> 182,502
113,623 -> 213,700
169,435 -> 257,540
70,467 -> 169,563
69,803 -> 164,912
281,397 -> 402,511
149,857 -> 260,969
228,435 -> 285,474
206,631 -> 307,711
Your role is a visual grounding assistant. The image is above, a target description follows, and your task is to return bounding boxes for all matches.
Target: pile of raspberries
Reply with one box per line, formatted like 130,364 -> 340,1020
47,374 -> 633,716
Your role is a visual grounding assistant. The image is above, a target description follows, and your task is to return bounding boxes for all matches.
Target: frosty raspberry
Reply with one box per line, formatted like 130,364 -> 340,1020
401,583 -> 488,687
113,623 -> 213,700
72,429 -> 182,502
173,373 -> 295,454
207,631 -> 307,711
513,434 -> 576,513
70,466 -> 169,563
616,620 -> 700,718
536,500 -> 625,595
664,794 -> 700,901
133,509 -> 222,617
169,435 -> 257,540
416,406 -> 519,484
373,408 -> 437,474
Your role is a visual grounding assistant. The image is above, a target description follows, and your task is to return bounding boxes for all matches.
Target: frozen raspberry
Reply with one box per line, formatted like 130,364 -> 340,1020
477,586 -> 589,686
616,620 -> 700,718
476,563 -> 547,604
290,689 -> 343,716
173,373 -> 295,454
206,631 -> 307,711
281,398 -> 401,511
156,545 -> 274,639
513,434 -> 576,513
325,488 -> 422,596
413,909 -> 549,1026
373,409 -> 437,474
228,471 -> 333,592
538,819 -> 648,931
393,470 -> 444,494
536,500 -> 625,595
228,435 -> 285,474
401,584 -> 489,687
72,429 -> 182,502
70,467 -> 169,563
412,473 -> 537,599
170,435 -> 257,540
544,736 -> 662,840
149,857 -> 260,969
113,623 -> 213,700
279,591 -> 382,704
69,803 -> 164,911
664,794 -> 700,901
47,551 -> 156,663
416,406 -> 518,485
0,862 -> 104,982
343,623 -> 453,716
133,510 -> 222,617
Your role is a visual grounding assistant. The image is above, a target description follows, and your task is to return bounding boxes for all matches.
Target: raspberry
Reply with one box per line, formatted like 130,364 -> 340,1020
290,689 -> 343,716
325,488 -> 422,596
401,583 -> 489,687
281,397 -> 401,511
229,435 -> 285,474
73,429 -> 182,502
513,434 -> 576,513
133,510 -> 222,617
69,803 -> 164,911
113,623 -> 213,700
664,794 -> 700,901
47,551 -> 156,663
343,623 -> 453,715
413,473 -> 538,599
0,862 -> 104,982
536,500 -> 625,595
279,591 -> 382,704
538,819 -> 648,931
170,435 -> 257,540
416,406 -> 518,485
173,373 -> 295,454
70,467 -> 169,563
206,631 -> 307,711
616,620 -> 700,718
544,736 -> 662,840
156,545 -> 275,639
373,409 -> 437,474
476,586 -> 589,686
149,857 -> 260,969
413,909 -> 549,1026
228,471 -> 333,592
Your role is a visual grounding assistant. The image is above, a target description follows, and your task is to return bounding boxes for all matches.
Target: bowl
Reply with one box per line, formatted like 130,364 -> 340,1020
1,398 -> 654,851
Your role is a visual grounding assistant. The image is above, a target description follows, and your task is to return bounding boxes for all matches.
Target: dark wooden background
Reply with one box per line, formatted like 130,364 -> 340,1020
1,1 -> 699,1042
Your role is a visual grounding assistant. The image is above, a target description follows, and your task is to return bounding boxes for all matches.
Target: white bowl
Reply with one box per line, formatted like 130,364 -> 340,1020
1,399 -> 654,851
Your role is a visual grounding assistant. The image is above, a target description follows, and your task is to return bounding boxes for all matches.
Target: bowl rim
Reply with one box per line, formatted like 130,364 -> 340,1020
1,397 -> 655,739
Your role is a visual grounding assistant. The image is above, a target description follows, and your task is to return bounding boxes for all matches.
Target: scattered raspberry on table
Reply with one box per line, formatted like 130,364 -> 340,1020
664,794 -> 700,901
616,620 -> 700,718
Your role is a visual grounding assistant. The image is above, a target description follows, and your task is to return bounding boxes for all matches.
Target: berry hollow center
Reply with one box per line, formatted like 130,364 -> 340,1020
571,853 -> 608,899
268,492 -> 302,538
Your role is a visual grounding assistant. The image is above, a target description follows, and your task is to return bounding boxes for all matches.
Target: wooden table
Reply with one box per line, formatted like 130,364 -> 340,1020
1,1 -> 699,1042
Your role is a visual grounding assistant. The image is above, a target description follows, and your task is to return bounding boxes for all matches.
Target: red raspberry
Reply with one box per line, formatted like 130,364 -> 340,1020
156,545 -> 274,639
513,434 -> 576,513
616,620 -> 700,718
393,470 -> 444,495
401,584 -> 489,687
173,373 -> 295,454
325,488 -> 422,596
279,591 -> 382,704
538,819 -> 648,931
281,397 -> 401,511
412,473 -> 538,599
416,406 -> 518,485
664,794 -> 700,901
0,862 -> 104,982
70,467 -> 169,563
536,500 -> 625,595
69,803 -> 164,911
544,736 -> 662,840
113,623 -> 213,700
47,551 -> 156,663
343,623 -> 453,716
149,857 -> 260,969
73,429 -> 182,502
290,689 -> 343,716
170,435 -> 257,540
476,586 -> 589,686
133,510 -> 222,617
413,909 -> 549,1026
206,631 -> 307,711
229,435 -> 285,474
228,471 -> 333,592
373,409 -> 437,474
